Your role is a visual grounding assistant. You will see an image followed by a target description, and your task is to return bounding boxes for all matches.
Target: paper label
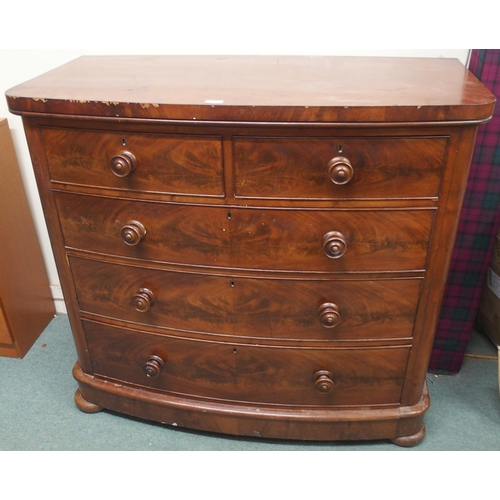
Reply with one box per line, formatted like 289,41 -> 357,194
487,267 -> 500,299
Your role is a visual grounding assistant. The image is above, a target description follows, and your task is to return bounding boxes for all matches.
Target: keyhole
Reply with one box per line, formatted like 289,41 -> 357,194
230,281 -> 235,288
121,138 -> 126,146
338,145 -> 343,153
227,212 -> 232,220
233,348 -> 237,354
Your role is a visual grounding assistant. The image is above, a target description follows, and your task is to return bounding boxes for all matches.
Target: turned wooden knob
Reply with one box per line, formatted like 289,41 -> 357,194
322,231 -> 347,259
120,220 -> 146,246
132,288 -> 155,312
314,370 -> 335,393
142,355 -> 165,378
318,302 -> 341,328
109,151 -> 137,177
327,156 -> 354,185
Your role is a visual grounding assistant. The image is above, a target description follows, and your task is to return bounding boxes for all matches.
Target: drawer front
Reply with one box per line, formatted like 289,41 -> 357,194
41,127 -> 224,196
234,136 -> 447,200
83,320 -> 409,406
56,192 -> 434,272
70,256 -> 421,340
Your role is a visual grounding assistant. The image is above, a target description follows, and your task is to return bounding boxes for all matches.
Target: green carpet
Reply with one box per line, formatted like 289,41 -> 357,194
1,314 -> 499,451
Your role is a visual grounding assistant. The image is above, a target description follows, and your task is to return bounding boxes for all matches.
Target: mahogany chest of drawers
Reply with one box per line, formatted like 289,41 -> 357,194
6,56 -> 495,445
0,118 -> 55,358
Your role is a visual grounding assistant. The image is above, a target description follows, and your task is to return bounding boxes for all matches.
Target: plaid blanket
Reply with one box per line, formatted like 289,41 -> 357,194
429,49 -> 500,373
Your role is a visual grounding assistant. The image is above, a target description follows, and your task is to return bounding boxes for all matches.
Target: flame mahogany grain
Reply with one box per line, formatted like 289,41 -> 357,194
69,255 -> 422,341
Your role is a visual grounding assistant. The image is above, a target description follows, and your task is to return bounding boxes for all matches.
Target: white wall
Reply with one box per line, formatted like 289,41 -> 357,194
0,42 -> 471,312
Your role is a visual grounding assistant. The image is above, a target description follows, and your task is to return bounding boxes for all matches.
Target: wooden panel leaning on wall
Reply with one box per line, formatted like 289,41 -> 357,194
0,118 -> 55,358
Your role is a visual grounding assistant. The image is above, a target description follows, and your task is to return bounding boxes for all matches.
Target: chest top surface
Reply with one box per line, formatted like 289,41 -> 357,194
6,55 -> 496,123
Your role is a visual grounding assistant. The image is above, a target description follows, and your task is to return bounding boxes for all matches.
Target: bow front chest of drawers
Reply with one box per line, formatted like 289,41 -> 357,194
7,56 -> 495,445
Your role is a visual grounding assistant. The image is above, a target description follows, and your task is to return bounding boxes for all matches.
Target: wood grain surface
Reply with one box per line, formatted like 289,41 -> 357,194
55,191 -> 435,272
42,127 -> 224,196
6,56 -> 496,122
234,135 -> 446,200
83,319 -> 410,406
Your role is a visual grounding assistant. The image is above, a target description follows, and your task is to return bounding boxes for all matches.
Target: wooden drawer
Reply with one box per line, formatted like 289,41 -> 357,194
0,300 -> 13,345
83,320 -> 409,406
70,256 -> 422,341
41,127 -> 224,197
233,136 -> 447,200
56,192 -> 434,272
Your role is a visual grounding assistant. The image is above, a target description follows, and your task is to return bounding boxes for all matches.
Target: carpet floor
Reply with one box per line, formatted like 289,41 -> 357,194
1,314 -> 499,451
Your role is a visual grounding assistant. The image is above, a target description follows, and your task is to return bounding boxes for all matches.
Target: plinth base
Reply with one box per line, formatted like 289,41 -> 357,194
73,362 -> 429,446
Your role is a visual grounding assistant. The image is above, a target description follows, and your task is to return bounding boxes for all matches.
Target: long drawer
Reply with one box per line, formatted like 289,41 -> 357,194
70,256 -> 422,341
233,135 -> 447,200
55,192 -> 435,272
83,320 -> 410,407
41,127 -> 224,196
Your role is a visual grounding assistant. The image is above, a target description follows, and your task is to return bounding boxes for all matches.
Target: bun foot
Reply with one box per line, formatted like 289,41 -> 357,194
74,389 -> 102,413
391,425 -> 426,447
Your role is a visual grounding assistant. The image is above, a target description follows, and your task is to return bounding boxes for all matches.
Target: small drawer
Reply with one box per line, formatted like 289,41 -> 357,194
83,320 -> 409,406
233,136 -> 447,200
56,192 -> 434,272
41,127 -> 224,196
70,256 -> 422,341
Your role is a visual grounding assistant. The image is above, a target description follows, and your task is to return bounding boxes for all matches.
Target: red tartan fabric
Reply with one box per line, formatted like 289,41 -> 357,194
428,49 -> 500,374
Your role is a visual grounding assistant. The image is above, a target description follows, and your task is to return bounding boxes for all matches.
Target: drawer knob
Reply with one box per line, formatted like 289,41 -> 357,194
120,220 -> 146,246
132,288 -> 155,312
142,355 -> 165,378
318,302 -> 341,328
109,151 -> 137,177
314,370 -> 335,393
327,156 -> 354,185
322,231 -> 347,259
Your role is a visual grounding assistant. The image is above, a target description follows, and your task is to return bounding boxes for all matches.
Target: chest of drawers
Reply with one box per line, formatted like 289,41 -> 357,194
6,56 -> 495,446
